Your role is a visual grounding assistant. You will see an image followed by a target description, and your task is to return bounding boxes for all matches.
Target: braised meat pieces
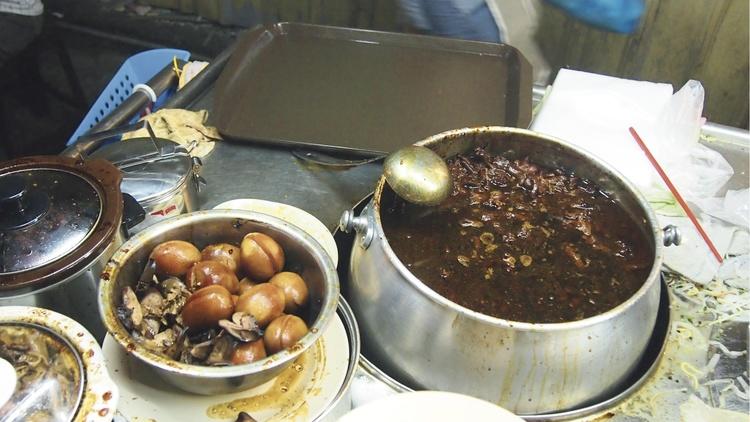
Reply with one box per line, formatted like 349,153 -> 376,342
382,146 -> 652,323
0,325 -> 82,420
117,234 -> 310,367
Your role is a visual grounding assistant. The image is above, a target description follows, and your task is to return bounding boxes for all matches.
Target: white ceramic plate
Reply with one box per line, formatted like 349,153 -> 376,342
213,199 -> 338,267
104,314 -> 349,422
339,391 -> 523,422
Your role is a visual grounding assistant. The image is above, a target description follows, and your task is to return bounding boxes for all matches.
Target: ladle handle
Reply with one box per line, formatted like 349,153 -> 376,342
293,149 -> 385,168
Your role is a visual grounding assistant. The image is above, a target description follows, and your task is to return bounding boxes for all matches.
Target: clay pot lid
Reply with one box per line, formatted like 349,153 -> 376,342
0,156 -> 122,295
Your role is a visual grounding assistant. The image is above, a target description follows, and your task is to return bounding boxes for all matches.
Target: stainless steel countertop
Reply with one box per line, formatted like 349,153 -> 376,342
198,141 -> 382,230
195,91 -> 383,230
198,86 -> 749,229
190,84 -> 749,420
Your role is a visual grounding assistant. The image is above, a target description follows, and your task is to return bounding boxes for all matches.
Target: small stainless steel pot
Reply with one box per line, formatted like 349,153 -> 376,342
91,137 -> 205,233
0,155 -> 142,340
342,127 -> 677,414
99,210 -> 340,395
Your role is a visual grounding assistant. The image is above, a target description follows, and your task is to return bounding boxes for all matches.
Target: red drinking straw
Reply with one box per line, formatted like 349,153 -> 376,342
628,127 -> 723,264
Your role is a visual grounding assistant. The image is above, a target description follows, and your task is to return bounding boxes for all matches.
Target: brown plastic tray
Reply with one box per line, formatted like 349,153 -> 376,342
213,23 -> 532,155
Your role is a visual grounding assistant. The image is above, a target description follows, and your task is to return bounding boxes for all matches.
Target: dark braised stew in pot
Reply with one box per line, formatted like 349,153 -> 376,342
381,146 -> 652,323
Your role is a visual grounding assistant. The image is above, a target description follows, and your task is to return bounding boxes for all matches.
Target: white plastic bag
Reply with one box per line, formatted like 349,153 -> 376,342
692,189 -> 750,230
651,80 -> 734,202
531,72 -> 734,204
531,72 -> 741,284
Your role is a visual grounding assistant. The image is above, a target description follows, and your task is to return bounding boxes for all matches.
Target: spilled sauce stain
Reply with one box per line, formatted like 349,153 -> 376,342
206,339 -> 327,421
310,337 -> 327,388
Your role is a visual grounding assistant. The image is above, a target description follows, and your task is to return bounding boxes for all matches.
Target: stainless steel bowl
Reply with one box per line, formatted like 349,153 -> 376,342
98,209 -> 340,395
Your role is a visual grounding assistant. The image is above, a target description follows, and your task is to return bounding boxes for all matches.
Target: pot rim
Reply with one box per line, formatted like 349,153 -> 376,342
93,137 -> 193,206
137,171 -> 192,207
313,296 -> 361,422
0,238 -> 121,300
98,209 -> 340,380
372,126 -> 664,332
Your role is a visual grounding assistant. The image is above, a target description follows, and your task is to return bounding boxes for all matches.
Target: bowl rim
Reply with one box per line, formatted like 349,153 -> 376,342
370,126 -> 664,332
98,209 -> 340,379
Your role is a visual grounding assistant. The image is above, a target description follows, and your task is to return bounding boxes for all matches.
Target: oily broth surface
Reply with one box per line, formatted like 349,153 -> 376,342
381,146 -> 652,323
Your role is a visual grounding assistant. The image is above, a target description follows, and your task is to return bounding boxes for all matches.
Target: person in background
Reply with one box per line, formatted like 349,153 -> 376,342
0,0 -> 44,69
399,0 -> 644,85
399,0 -> 503,44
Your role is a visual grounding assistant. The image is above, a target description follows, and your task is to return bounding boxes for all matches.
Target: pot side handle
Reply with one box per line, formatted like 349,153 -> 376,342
663,224 -> 681,247
191,156 -> 207,193
339,209 -> 374,249
122,193 -> 146,237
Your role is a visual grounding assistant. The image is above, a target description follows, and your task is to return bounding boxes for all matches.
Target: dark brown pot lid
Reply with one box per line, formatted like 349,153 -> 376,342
0,170 -> 101,273
0,156 -> 123,295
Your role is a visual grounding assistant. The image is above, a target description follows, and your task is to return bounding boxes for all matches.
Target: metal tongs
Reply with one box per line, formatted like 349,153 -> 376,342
108,123 -> 192,171
62,120 -> 193,170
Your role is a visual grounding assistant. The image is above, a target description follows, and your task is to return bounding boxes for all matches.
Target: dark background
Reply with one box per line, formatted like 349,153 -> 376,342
1,0 -> 747,160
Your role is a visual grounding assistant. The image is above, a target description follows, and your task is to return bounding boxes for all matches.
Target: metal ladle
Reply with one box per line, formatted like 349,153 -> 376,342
383,146 -> 451,206
293,145 -> 451,206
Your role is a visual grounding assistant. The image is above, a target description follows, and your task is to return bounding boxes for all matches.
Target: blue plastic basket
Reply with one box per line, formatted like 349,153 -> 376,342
66,48 -> 191,146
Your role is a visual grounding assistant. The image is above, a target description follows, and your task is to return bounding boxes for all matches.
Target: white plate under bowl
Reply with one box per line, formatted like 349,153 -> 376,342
339,391 -> 523,422
104,313 -> 349,422
213,199 -> 338,267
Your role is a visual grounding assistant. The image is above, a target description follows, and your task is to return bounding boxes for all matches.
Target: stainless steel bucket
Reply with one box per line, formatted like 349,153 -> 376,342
342,127 -> 672,414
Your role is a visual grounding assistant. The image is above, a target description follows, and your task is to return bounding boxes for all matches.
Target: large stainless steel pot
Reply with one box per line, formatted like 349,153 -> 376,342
0,155 -> 142,340
341,127 -> 671,415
